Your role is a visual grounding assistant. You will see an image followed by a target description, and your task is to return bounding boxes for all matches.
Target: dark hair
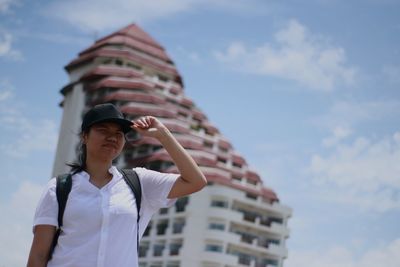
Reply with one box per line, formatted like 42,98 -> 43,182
66,129 -> 89,174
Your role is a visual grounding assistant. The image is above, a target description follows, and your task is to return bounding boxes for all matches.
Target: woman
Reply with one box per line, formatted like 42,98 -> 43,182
27,103 -> 207,267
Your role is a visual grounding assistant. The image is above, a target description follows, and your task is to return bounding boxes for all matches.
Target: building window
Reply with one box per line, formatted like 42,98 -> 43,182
205,244 -> 223,253
232,162 -> 242,168
156,219 -> 169,235
208,223 -> 225,231
217,157 -> 227,164
204,141 -> 213,149
178,111 -> 188,118
101,58 -> 113,65
239,210 -> 259,223
139,242 -> 149,258
153,243 -> 165,257
157,74 -> 169,82
245,193 -> 258,200
175,196 -> 189,212
172,219 -> 185,234
169,241 -> 183,256
240,233 -> 256,244
218,146 -> 228,153
238,254 -> 252,266
232,176 -> 242,182
260,217 -> 271,227
247,179 -> 258,186
270,217 -> 284,224
159,208 -> 168,215
190,124 -> 202,131
127,62 -> 142,70
211,200 -> 228,208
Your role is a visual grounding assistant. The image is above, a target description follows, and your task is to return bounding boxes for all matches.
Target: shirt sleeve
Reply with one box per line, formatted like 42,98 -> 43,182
32,178 -> 58,232
134,167 -> 179,210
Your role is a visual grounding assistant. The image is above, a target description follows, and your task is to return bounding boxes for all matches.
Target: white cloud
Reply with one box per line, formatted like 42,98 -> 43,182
313,100 -> 400,130
322,126 -> 353,147
215,19 -> 357,91
1,118 -> 59,158
0,84 -> 58,158
45,0 -> 194,32
0,181 -> 44,267
286,239 -> 400,267
45,0 -> 261,32
0,29 -> 23,60
310,132 -> 400,212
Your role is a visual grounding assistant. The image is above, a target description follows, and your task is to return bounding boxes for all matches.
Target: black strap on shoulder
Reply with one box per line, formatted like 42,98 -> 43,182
56,174 -> 73,226
49,173 -> 72,260
119,168 -> 142,253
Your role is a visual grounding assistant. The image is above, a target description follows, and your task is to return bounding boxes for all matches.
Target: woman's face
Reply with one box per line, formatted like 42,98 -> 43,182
83,122 -> 126,163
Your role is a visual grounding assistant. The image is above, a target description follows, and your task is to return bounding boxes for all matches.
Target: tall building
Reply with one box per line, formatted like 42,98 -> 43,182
53,24 -> 292,267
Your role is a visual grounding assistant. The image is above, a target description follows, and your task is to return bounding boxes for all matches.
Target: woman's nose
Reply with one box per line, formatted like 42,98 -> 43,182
106,134 -> 118,142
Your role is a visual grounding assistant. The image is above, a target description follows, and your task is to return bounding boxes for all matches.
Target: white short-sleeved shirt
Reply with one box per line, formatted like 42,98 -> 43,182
33,166 -> 179,267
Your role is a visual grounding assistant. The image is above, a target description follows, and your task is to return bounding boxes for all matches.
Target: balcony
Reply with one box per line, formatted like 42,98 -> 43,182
240,234 -> 256,245
201,251 -> 238,266
204,229 -> 240,244
208,207 -> 243,222
242,212 -> 258,223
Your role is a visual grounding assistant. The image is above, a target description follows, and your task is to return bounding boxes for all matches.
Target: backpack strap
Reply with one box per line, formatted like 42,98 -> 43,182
119,168 -> 142,253
50,173 -> 72,260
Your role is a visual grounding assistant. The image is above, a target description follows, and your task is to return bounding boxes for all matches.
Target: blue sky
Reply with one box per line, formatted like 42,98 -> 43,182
1,0 -> 400,266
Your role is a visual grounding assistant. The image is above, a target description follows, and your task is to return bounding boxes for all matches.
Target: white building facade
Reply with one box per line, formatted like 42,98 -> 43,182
53,24 -> 292,267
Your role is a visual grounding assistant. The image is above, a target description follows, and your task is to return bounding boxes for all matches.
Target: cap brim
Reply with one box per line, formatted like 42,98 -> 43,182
86,118 -> 133,133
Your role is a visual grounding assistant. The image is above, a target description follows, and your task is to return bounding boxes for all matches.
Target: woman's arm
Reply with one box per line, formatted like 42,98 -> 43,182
132,116 -> 207,198
27,225 -> 56,267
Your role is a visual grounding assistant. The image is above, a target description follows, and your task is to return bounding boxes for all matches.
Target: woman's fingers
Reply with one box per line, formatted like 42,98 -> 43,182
133,116 -> 155,129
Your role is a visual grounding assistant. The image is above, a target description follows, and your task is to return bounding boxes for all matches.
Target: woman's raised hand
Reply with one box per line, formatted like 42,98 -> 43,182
131,116 -> 169,139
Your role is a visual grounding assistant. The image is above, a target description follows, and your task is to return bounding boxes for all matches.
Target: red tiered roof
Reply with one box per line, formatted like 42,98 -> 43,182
80,24 -> 171,62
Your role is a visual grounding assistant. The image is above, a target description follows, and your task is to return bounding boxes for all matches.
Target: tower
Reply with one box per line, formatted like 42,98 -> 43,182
53,24 -> 291,267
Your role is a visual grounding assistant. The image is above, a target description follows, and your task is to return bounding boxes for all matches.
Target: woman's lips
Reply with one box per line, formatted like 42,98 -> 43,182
102,143 -> 117,149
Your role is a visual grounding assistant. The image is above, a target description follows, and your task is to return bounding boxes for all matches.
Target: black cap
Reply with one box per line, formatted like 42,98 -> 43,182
81,103 -> 133,133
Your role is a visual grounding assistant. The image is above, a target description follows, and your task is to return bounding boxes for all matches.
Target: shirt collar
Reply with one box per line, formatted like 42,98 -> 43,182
78,166 -> 122,181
